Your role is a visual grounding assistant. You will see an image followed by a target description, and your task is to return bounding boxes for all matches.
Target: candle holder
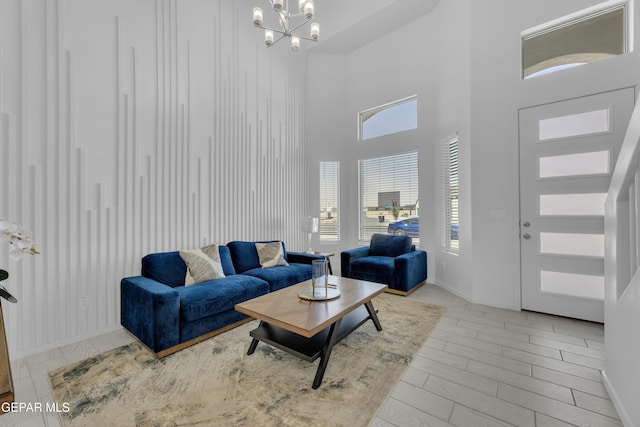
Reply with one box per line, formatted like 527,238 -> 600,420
298,259 -> 340,301
312,259 -> 328,298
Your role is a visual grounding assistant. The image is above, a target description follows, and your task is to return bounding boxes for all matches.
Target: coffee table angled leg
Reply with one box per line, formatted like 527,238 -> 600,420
365,301 -> 383,331
247,321 -> 264,355
312,318 -> 343,389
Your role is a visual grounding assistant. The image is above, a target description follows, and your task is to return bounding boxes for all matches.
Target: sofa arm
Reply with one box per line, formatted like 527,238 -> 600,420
121,276 -> 180,354
287,251 -> 326,265
394,250 -> 428,292
340,247 -> 371,278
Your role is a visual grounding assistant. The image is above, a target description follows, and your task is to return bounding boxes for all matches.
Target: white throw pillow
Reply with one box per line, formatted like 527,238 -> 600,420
255,242 -> 289,268
179,244 -> 226,286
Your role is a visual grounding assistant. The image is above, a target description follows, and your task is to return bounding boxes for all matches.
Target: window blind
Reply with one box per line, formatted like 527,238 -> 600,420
442,137 -> 459,252
319,161 -> 340,242
359,151 -> 419,245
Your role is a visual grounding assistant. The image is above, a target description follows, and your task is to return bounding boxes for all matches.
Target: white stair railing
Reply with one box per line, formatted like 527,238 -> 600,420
603,95 -> 640,427
607,101 -> 640,299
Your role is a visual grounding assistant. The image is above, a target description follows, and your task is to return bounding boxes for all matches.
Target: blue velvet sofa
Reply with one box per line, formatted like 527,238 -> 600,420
121,241 -> 323,357
341,234 -> 427,296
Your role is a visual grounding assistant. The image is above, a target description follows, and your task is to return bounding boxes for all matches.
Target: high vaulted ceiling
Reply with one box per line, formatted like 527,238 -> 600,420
309,0 -> 440,53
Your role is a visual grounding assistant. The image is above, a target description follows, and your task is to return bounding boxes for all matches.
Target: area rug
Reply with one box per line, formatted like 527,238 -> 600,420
49,293 -> 445,426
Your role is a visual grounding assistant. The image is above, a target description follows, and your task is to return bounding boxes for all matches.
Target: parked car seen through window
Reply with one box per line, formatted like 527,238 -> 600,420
387,217 -> 458,240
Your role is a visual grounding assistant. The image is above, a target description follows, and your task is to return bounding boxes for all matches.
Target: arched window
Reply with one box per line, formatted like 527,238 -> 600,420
358,96 -> 417,141
522,2 -> 630,79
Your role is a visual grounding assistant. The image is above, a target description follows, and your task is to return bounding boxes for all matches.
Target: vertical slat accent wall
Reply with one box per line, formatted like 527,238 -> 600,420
0,0 -> 309,357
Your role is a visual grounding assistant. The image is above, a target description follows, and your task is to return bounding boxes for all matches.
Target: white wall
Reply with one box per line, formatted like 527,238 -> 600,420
3,1 -> 640,417
308,2 -> 640,422
306,0 -> 472,292
306,53 -> 349,249
429,0 -> 474,301
469,1 -> 640,423
307,14 -> 439,278
0,0 -> 310,357
467,0 -> 614,310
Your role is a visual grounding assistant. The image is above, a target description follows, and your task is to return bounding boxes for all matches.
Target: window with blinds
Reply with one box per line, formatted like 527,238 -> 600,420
442,137 -> 459,252
319,161 -> 340,242
358,96 -> 417,141
359,151 -> 419,246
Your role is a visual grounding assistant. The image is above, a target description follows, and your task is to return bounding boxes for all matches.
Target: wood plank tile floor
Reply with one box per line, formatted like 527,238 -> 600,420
371,284 -> 621,427
1,283 -> 620,426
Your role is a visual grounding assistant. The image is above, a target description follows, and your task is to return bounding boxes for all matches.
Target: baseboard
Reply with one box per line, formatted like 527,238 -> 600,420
470,295 -> 521,312
433,280 -> 473,302
9,324 -> 125,359
433,280 -> 521,312
602,370 -> 635,427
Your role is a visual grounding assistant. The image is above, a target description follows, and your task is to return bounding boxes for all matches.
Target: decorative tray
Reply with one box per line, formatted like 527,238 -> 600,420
298,287 -> 341,301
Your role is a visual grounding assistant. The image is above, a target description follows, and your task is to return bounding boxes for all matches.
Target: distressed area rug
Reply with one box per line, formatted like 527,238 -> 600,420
49,293 -> 445,427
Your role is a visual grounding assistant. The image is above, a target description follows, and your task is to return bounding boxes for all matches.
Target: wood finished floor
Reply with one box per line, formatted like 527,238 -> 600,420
2,284 -> 620,426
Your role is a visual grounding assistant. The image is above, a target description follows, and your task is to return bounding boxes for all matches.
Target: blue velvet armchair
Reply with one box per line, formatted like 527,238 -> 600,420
341,234 -> 427,296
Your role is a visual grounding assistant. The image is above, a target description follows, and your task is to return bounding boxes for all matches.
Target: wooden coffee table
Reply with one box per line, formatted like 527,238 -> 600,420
235,276 -> 387,389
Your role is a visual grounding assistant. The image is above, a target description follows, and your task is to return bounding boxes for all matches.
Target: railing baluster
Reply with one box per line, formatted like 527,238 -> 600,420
635,164 -> 640,271
630,182 -> 637,276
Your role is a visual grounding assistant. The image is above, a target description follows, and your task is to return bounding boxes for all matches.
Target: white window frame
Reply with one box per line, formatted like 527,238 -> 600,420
358,151 -> 420,246
442,136 -> 459,253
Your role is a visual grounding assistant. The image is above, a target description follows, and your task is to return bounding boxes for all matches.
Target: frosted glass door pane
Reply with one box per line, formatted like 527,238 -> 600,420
539,151 -> 610,178
539,193 -> 606,216
539,109 -> 609,141
540,270 -> 604,300
540,232 -> 604,257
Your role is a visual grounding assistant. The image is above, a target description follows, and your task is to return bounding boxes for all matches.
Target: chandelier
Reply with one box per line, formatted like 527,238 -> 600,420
252,0 -> 319,52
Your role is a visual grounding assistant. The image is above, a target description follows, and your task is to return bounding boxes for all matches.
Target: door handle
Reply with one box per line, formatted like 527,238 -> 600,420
523,221 -> 531,227
522,233 -> 531,239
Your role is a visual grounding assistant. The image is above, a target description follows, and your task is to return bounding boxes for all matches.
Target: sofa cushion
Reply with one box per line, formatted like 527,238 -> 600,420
369,234 -> 412,258
142,252 -> 188,287
228,240 -> 288,273
180,244 -> 226,286
218,246 -> 237,276
350,256 -> 395,286
142,247 -> 236,288
256,241 -> 289,268
177,275 -> 269,323
241,263 -> 311,292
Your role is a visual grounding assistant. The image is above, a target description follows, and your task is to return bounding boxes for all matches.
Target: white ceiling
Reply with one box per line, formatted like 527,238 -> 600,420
309,0 -> 440,54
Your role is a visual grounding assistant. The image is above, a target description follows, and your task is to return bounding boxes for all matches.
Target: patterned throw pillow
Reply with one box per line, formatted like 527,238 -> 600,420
179,244 -> 226,286
255,242 -> 289,268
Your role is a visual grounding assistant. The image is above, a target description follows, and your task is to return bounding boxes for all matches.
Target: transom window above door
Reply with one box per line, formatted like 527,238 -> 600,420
522,1 -> 631,79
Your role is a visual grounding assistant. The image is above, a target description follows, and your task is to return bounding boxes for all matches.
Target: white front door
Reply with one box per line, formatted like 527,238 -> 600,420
519,88 -> 635,322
